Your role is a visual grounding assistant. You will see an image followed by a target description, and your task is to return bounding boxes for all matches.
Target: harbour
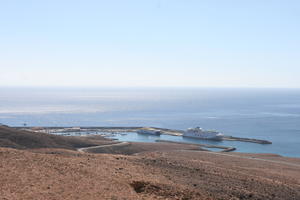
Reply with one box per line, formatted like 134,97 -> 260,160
18,126 -> 272,153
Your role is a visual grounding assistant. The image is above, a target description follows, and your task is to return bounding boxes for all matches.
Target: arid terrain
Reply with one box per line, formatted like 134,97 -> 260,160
0,126 -> 299,200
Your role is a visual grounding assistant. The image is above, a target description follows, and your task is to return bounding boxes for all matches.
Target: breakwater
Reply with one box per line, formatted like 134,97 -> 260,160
222,136 -> 272,144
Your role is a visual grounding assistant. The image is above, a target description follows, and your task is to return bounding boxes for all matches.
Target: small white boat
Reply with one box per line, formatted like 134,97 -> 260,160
183,127 -> 223,140
137,128 -> 161,136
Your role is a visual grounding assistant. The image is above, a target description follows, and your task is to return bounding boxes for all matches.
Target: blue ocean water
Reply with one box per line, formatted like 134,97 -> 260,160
0,87 -> 300,157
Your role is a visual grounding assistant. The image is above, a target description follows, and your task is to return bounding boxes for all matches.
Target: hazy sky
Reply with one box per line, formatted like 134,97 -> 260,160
0,0 -> 299,87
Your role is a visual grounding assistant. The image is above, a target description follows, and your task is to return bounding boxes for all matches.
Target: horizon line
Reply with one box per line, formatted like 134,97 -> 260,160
1,85 -> 300,90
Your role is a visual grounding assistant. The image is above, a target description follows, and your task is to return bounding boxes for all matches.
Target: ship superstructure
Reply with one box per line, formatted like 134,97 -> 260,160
183,127 -> 223,140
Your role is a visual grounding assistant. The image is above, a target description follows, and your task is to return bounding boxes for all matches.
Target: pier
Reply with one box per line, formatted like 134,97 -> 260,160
222,136 -> 272,144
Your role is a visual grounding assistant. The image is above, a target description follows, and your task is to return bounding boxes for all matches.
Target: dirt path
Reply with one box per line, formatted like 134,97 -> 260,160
77,142 -> 129,153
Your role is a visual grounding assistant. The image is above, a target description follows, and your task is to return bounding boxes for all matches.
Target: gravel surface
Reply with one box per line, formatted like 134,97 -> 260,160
1,125 -> 299,200
1,147 -> 299,200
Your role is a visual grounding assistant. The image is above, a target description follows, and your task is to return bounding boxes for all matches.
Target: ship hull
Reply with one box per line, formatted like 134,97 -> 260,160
137,130 -> 161,136
182,135 -> 223,141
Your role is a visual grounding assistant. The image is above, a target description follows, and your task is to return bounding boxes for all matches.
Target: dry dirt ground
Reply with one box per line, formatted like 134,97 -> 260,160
0,126 -> 300,200
0,125 -> 114,150
84,141 -> 204,155
1,147 -> 299,200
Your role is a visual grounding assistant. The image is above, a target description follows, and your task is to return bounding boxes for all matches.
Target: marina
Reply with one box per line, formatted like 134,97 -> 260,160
19,126 -> 272,153
23,126 -> 272,144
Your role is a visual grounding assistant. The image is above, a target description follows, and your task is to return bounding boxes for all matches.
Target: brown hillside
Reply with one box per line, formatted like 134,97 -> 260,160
0,126 -> 300,199
0,125 -> 110,150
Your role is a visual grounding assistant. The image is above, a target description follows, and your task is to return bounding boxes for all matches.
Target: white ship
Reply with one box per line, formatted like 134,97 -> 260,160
183,127 -> 223,140
137,128 -> 161,136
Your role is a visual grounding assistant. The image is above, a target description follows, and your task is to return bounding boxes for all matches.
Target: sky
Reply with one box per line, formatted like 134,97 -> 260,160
0,0 -> 299,88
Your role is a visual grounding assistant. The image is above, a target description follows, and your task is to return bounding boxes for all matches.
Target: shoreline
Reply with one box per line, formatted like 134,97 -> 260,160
15,126 -> 277,155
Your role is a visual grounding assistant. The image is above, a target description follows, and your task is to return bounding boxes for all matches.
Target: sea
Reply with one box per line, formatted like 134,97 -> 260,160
0,87 -> 300,157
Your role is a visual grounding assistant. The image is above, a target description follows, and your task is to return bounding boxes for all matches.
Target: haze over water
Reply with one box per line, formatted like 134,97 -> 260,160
0,87 -> 300,157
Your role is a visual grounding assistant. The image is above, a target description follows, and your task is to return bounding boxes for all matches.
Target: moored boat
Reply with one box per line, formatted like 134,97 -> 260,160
137,128 -> 161,136
183,127 -> 223,140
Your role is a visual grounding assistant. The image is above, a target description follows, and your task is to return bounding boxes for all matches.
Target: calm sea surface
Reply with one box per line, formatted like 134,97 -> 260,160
0,87 -> 300,157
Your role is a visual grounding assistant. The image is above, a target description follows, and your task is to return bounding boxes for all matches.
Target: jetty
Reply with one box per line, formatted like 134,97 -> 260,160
222,136 -> 272,144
